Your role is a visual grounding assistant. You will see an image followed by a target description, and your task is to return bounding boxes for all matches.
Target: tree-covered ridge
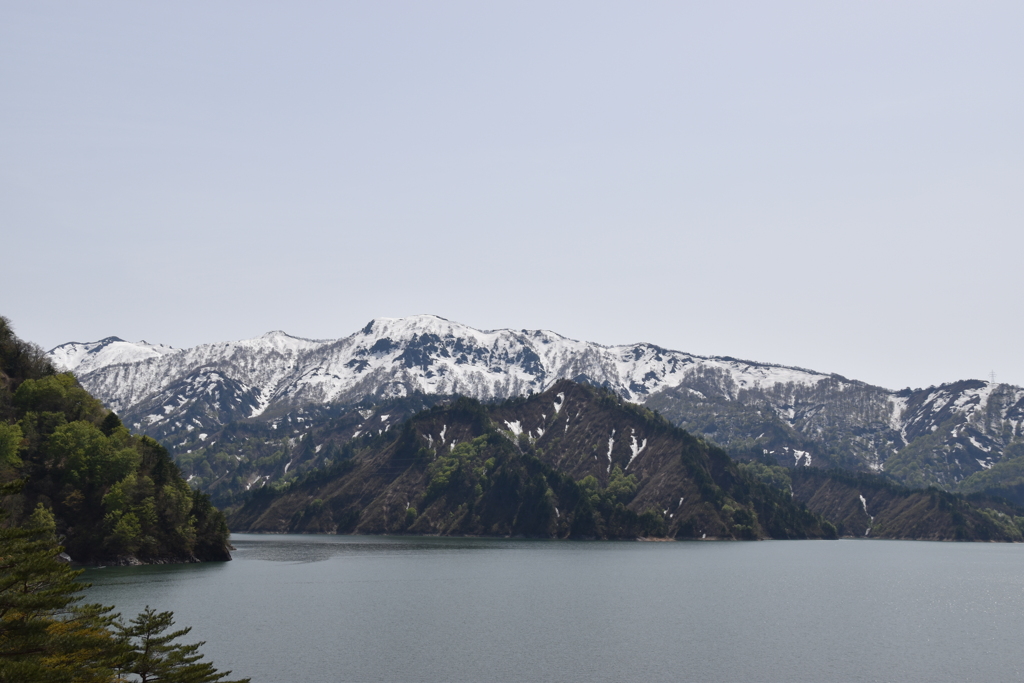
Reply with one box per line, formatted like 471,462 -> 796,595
0,317 -> 230,564
785,466 -> 1024,541
229,381 -> 836,540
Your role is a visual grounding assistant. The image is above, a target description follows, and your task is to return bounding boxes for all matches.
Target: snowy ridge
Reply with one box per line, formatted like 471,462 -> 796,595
48,337 -> 180,376
61,331 -> 325,414
52,315 -> 833,417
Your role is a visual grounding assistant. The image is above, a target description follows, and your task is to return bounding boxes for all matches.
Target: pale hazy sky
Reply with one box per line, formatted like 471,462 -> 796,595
2,2 -> 1022,391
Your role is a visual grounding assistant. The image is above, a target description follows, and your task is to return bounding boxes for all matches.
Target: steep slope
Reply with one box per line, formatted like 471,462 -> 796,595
786,468 -> 1022,541
229,381 -> 834,540
956,443 -> 1024,506
175,392 -> 453,508
646,376 -> 1024,488
49,315 -> 1024,493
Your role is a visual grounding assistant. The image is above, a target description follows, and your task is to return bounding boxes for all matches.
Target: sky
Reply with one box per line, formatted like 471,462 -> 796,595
2,2 -> 1022,391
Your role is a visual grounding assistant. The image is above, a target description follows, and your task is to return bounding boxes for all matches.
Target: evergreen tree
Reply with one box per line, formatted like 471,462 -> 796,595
116,607 -> 248,683
0,482 -> 245,682
0,485 -> 121,683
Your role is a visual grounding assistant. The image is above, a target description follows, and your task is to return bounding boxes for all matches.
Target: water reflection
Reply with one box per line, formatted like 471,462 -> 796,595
81,560 -> 228,589
230,533 -> 551,563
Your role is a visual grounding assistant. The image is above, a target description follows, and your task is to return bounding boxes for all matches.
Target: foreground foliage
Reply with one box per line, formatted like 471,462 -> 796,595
0,503 -> 119,682
114,607 -> 246,683
0,485 -> 246,682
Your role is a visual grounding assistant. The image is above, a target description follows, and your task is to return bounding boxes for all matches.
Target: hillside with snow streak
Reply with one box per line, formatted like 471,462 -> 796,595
49,315 -> 1024,495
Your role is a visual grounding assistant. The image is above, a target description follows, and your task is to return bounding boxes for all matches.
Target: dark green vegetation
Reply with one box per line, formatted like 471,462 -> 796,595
230,381 -> 836,540
0,318 -> 230,564
0,483 -> 246,683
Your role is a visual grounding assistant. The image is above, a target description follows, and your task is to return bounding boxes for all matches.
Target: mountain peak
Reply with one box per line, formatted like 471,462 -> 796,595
364,314 -> 453,330
359,315 -> 484,343
47,336 -> 179,375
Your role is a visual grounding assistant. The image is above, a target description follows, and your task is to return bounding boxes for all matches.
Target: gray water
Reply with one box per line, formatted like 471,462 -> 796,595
83,535 -> 1024,683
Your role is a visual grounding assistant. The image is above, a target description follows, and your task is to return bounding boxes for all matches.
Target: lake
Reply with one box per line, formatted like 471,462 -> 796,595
83,535 -> 1024,682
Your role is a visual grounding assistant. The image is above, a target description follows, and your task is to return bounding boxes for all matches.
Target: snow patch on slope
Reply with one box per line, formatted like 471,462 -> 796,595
607,429 -> 615,473
625,429 -> 647,470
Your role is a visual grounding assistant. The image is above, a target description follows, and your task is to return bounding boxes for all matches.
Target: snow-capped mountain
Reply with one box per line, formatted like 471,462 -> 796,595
48,336 -> 179,376
50,315 -> 830,413
48,315 -> 1024,494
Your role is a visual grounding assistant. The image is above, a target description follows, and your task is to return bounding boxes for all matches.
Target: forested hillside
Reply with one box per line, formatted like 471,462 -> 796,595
175,392 -> 452,508
739,461 -> 1024,541
230,380 -> 1024,542
21,312 -> 1022,546
229,381 -> 837,540
0,317 -> 231,564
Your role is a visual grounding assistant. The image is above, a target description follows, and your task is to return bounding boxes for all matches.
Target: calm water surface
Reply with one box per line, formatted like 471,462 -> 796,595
83,535 -> 1024,682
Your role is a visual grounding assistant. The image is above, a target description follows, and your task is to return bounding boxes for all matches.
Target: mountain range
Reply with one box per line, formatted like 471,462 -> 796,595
229,380 -> 841,540
48,315 -> 1024,504
228,380 -> 1023,542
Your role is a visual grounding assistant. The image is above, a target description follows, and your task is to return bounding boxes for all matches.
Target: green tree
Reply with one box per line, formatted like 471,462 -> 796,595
0,424 -> 23,470
737,460 -> 792,494
99,413 -> 123,438
605,466 -> 638,503
1,481 -> 243,682
14,375 -> 104,424
116,607 -> 248,683
0,485 -> 122,683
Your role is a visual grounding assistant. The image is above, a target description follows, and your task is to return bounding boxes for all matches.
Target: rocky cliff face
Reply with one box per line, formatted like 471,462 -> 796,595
49,315 -> 1024,495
